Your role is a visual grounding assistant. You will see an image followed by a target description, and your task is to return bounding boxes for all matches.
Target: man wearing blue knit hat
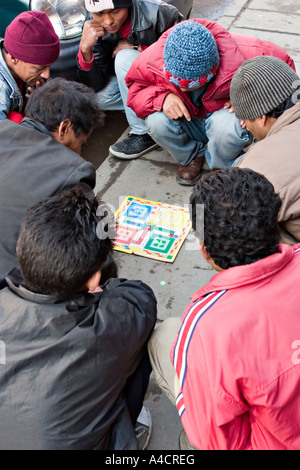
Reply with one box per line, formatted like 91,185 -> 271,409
126,19 -> 295,185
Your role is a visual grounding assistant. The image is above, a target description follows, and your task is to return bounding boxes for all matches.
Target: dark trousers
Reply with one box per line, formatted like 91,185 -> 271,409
124,349 -> 152,425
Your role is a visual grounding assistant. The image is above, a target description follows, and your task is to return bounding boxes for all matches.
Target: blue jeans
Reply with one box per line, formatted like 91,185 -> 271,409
146,108 -> 252,168
96,49 -> 148,136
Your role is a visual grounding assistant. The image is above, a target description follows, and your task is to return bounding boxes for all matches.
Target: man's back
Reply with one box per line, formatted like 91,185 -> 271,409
172,244 -> 300,449
0,119 -> 95,274
0,274 -> 156,450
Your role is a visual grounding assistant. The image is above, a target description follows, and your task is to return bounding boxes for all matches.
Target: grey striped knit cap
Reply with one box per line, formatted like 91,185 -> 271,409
230,56 -> 299,120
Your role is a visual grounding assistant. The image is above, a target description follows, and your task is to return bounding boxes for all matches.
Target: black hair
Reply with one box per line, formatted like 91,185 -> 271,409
190,168 -> 282,269
17,186 -> 115,298
25,77 -> 105,136
246,86 -> 300,122
266,89 -> 300,119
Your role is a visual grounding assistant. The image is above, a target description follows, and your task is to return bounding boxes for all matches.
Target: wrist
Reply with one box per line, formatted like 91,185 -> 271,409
79,43 -> 93,62
78,49 -> 94,70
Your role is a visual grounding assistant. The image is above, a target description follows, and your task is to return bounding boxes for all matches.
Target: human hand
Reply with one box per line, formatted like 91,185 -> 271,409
80,20 -> 106,61
25,80 -> 45,99
224,100 -> 234,113
224,101 -> 246,128
112,39 -> 140,58
163,93 -> 191,121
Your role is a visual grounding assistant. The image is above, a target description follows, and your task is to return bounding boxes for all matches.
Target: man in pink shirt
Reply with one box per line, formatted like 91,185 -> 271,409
149,167 -> 300,450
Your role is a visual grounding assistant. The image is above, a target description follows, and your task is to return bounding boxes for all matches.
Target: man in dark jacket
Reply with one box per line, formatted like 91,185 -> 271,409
77,0 -> 183,159
0,186 -> 157,449
0,77 -> 104,275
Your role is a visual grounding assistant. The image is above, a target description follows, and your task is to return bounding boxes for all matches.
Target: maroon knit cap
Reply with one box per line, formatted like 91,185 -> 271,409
4,11 -> 60,66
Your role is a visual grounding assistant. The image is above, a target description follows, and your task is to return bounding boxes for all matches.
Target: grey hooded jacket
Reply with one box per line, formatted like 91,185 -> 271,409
0,117 -> 95,275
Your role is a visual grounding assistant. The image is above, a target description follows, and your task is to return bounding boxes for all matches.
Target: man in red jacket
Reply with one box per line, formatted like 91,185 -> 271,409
126,19 -> 295,185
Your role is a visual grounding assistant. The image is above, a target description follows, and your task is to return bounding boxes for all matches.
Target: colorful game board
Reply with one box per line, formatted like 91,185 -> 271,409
113,196 -> 192,262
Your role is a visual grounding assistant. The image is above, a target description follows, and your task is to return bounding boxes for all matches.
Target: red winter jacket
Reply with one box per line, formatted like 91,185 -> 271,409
126,18 -> 295,120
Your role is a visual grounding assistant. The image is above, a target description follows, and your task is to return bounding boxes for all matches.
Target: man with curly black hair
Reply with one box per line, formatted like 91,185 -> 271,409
148,167 -> 300,450
189,167 -> 281,270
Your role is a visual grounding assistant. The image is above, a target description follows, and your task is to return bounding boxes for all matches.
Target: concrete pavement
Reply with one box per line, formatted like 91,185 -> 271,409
92,0 -> 300,450
219,0 -> 300,72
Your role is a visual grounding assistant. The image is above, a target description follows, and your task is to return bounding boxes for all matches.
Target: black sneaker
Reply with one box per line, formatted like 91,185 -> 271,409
109,133 -> 158,159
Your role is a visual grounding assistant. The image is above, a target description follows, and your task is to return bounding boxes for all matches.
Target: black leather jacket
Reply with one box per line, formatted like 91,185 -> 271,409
77,0 -> 183,91
0,273 -> 157,449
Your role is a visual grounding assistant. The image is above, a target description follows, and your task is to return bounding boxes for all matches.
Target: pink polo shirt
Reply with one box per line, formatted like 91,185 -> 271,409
171,244 -> 300,450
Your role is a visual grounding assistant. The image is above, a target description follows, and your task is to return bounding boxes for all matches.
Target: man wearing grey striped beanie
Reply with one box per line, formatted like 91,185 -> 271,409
230,55 -> 300,245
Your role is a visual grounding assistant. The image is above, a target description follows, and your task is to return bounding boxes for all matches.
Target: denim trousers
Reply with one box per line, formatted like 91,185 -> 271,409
96,49 -> 148,135
146,108 -> 252,168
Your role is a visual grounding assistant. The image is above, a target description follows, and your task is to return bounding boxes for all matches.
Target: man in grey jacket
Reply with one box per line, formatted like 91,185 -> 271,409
0,77 -> 104,275
230,56 -> 300,245
0,186 -> 157,449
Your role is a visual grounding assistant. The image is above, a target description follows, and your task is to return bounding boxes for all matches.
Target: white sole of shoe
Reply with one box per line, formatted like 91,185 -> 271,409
136,406 -> 153,450
109,143 -> 159,160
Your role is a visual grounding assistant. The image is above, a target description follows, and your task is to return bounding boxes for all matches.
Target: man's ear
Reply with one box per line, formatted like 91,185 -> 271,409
86,270 -> 102,293
198,239 -> 211,261
259,115 -> 268,127
51,119 -> 73,145
198,240 -> 224,272
57,119 -> 72,140
10,56 -> 18,65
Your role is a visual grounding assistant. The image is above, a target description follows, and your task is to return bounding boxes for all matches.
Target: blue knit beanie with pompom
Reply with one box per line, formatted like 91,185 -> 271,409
163,21 -> 219,89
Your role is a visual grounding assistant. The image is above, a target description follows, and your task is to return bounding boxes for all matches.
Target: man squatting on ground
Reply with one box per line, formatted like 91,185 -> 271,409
148,167 -> 300,450
229,55 -> 300,245
77,0 -> 183,159
0,187 -> 157,450
126,19 -> 295,185
0,78 -> 105,276
0,11 -> 60,121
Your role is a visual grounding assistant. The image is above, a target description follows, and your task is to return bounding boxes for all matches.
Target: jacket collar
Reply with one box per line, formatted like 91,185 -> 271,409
267,102 -> 300,137
130,0 -> 152,33
0,40 -> 23,100
5,268 -> 58,304
20,117 -> 52,137
4,268 -> 101,308
192,244 -> 298,301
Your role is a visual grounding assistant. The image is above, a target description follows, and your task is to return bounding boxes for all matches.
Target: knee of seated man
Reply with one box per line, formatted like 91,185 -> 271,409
148,317 -> 181,354
146,111 -> 171,137
114,48 -> 139,76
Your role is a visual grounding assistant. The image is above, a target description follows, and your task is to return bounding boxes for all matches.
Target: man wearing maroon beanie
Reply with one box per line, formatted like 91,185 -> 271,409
0,11 -> 60,121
